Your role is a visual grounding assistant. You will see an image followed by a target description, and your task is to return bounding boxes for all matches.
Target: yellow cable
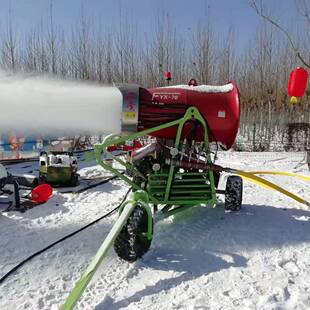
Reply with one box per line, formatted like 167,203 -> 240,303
235,170 -> 309,207
241,175 -> 271,190
248,171 -> 310,181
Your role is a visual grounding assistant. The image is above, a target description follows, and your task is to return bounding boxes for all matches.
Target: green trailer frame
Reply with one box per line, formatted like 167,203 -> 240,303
61,106 -> 218,309
61,106 -> 310,310
94,106 -> 216,217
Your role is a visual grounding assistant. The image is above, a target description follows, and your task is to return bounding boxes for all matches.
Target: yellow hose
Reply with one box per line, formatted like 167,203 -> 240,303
248,171 -> 310,181
235,170 -> 309,207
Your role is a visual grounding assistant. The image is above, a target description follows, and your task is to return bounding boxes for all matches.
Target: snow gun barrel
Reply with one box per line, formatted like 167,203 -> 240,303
119,82 -> 240,150
0,74 -> 240,149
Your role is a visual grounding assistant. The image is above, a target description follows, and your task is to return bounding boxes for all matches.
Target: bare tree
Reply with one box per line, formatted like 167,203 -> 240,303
217,27 -> 236,83
1,11 -> 18,71
23,28 -> 38,72
191,19 -> 215,84
58,30 -> 68,77
296,0 -> 310,27
250,0 -> 310,69
113,9 -> 139,84
69,6 -> 91,80
0,2 -> 307,151
47,0 -> 58,74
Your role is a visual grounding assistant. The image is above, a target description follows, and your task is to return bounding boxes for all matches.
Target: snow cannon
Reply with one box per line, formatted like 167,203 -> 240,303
61,80 -> 245,310
93,81 -> 243,262
0,73 -> 239,150
119,82 -> 240,150
63,79 -> 310,310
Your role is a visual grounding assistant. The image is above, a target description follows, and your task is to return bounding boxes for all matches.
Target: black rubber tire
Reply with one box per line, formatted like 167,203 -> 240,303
213,171 -> 220,188
114,206 -> 152,262
225,175 -> 243,211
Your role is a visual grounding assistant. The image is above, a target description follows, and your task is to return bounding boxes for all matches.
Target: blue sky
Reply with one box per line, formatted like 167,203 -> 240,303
0,0 -> 301,53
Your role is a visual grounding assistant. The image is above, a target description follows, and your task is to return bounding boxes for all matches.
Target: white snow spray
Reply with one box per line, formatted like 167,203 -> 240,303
0,71 -> 122,136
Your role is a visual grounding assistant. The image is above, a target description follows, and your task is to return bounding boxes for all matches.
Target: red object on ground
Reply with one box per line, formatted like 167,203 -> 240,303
31,184 -> 53,203
138,82 -> 240,150
288,67 -> 308,98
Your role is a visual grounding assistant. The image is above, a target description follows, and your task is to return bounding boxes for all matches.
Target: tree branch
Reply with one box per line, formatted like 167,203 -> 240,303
250,0 -> 310,69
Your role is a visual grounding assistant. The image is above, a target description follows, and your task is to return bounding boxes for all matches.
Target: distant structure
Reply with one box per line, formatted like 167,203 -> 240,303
284,123 -> 310,151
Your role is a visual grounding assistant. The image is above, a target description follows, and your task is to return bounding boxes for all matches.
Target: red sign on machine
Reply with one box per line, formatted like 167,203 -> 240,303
118,84 -> 140,132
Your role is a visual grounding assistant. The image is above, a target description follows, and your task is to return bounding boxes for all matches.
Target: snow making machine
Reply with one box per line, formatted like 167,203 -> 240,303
96,82 -> 242,261
61,75 -> 310,309
0,70 -> 308,309
60,81 -> 248,308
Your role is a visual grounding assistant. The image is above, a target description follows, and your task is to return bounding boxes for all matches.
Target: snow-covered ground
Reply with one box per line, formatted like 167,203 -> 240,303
0,152 -> 309,310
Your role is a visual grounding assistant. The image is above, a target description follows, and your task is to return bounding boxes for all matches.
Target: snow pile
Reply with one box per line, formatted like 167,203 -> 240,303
162,83 -> 234,93
0,71 -> 122,136
0,152 -> 309,309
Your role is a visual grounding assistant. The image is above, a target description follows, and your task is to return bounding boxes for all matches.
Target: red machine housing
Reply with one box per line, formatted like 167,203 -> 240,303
138,83 -> 240,149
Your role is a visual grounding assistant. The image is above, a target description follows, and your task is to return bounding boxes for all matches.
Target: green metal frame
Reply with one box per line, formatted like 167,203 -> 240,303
61,192 -> 151,310
118,190 -> 153,240
61,107 -> 217,309
94,106 -> 217,214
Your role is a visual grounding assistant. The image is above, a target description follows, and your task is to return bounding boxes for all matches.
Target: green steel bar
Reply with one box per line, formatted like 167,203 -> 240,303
199,111 -> 216,206
164,108 -> 194,202
94,117 -> 185,205
61,192 -> 153,310
94,147 -> 147,193
164,107 -> 216,204
171,185 -> 210,188
100,117 -> 182,147
95,106 -> 216,207
165,199 -> 214,205
162,202 -> 213,217
61,201 -> 138,310
94,107 -> 214,206
118,191 -> 153,240
174,179 -> 210,182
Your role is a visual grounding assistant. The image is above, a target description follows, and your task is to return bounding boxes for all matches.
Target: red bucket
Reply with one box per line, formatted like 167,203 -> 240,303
31,184 -> 53,203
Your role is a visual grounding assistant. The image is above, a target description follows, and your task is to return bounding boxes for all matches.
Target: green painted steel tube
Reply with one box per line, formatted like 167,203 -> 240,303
61,196 -> 152,310
94,106 -> 217,207
118,190 -> 153,240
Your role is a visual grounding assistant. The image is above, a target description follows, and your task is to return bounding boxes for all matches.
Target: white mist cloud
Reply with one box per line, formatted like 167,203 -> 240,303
0,71 -> 122,136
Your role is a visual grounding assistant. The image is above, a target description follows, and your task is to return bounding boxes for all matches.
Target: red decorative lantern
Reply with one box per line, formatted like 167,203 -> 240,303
31,184 -> 53,203
288,67 -> 308,102
165,71 -> 171,81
